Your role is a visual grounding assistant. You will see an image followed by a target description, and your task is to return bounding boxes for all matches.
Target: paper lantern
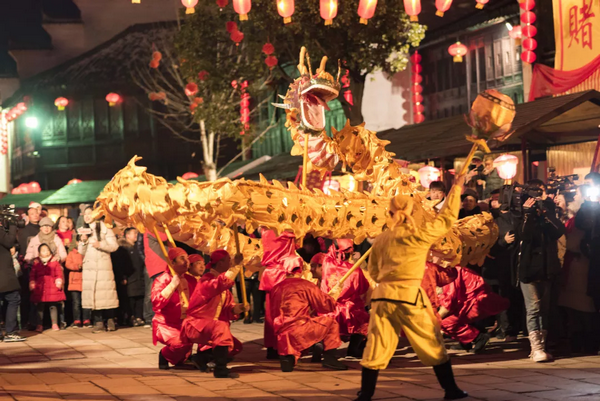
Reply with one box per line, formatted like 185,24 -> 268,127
226,21 -> 238,33
277,0 -> 294,24
182,0 -> 198,14
508,25 -> 522,40
493,154 -> 518,180
17,103 -> 27,112
522,37 -> 537,51
185,83 -> 199,96
448,41 -> 467,62
320,0 -> 338,25
182,172 -> 199,180
265,55 -> 278,69
358,0 -> 378,24
68,179 -> 82,185
411,74 -> 423,84
435,0 -> 453,17
521,11 -> 536,24
522,24 -> 536,38
412,94 -> 424,103
521,50 -> 536,64
28,182 -> 41,193
233,0 -> 251,20
475,0 -> 488,9
54,97 -> 69,111
411,63 -> 423,74
106,93 -> 121,106
520,0 -> 535,11
216,0 -> 228,8
411,51 -> 424,125
418,166 -> 441,188
262,43 -> 275,55
198,71 -> 209,81
230,30 -> 244,45
410,52 -> 422,64
413,113 -> 425,124
149,59 -> 160,69
404,0 -> 421,22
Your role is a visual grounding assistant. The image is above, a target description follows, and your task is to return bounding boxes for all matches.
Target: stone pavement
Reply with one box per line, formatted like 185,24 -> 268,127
2,321 -> 600,401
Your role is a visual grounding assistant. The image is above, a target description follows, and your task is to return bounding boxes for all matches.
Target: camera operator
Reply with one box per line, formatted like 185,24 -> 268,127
517,179 -> 565,363
0,217 -> 26,342
575,172 -> 600,312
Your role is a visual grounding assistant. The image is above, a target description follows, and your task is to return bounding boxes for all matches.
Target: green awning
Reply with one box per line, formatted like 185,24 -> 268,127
168,159 -> 256,184
42,180 -> 111,205
0,190 -> 57,208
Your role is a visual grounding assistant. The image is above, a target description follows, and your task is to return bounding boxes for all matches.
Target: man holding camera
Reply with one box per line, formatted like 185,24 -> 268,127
0,217 -> 26,342
518,179 -> 565,363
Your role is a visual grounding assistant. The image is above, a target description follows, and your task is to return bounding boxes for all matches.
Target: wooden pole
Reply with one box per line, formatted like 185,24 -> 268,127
163,225 -> 176,248
328,247 -> 373,297
152,226 -> 188,317
232,227 -> 249,318
302,133 -> 309,189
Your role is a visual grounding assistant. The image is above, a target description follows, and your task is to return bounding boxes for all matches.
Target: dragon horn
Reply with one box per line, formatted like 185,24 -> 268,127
317,56 -> 328,75
271,102 -> 291,109
337,59 -> 341,82
278,94 -> 286,100
305,50 -> 313,77
298,47 -> 307,75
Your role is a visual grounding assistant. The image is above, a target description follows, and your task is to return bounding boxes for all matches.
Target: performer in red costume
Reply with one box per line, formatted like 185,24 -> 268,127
270,255 -> 348,372
151,248 -> 197,370
258,228 -> 299,359
181,250 -> 248,378
421,261 -> 458,325
439,266 -> 510,353
321,239 -> 370,358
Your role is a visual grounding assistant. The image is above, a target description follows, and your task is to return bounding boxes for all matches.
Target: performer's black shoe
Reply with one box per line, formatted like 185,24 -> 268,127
472,332 -> 490,354
266,347 -> 279,360
213,346 -> 239,378
279,355 -> 295,372
310,342 -> 324,363
158,351 -> 169,370
347,334 -> 367,359
243,316 -> 253,324
354,367 -> 379,401
322,349 -> 348,370
433,360 -> 468,400
191,349 -> 212,372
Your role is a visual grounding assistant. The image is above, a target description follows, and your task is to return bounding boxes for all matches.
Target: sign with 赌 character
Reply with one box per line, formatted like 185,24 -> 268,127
554,0 -> 600,70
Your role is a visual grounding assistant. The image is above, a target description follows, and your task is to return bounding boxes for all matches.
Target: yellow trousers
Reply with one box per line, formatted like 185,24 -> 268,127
361,288 -> 449,370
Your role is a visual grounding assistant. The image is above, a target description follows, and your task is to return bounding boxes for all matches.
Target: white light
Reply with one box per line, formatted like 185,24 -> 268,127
25,117 -> 38,128
505,22 -> 513,31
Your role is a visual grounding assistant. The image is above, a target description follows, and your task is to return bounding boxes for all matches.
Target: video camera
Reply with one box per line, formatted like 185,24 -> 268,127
0,205 -> 26,229
547,167 -> 578,202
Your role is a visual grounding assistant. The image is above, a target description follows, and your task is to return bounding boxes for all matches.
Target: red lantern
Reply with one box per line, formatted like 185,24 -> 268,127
149,59 -> 160,69
233,0 -> 251,20
414,84 -> 423,93
521,50 -> 536,64
522,37 -> 537,51
358,0 -> 378,25
521,11 -> 536,24
435,0 -> 453,17
410,52 -> 422,64
185,83 -> 199,96
262,43 -> 275,55
194,97 -> 204,104
520,0 -> 535,11
182,172 -> 199,180
448,41 -> 467,62
411,64 -> 422,74
106,93 -> 121,106
411,74 -> 423,84
320,0 -> 338,25
230,30 -> 244,45
265,55 -> 278,70
277,0 -> 294,24
182,0 -> 198,14
68,179 -> 82,185
414,113 -> 425,124
508,25 -> 522,40
493,154 -> 518,180
17,103 -> 27,112
403,0 -> 421,22
412,94 -> 423,103
54,97 -> 69,111
522,24 -> 537,38
418,166 -> 441,188
475,0 -> 488,9
414,104 -> 425,113
152,51 -> 162,61
198,70 -> 209,81
216,0 -> 228,8
411,51 -> 424,125
226,21 -> 238,33
28,182 -> 41,193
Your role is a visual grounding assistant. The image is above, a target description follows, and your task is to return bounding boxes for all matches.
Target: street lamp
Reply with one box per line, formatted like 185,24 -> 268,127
25,117 -> 38,129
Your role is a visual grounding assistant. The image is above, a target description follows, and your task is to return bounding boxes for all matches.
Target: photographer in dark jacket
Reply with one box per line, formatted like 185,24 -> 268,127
575,172 -> 600,312
0,220 -> 26,342
517,179 -> 565,363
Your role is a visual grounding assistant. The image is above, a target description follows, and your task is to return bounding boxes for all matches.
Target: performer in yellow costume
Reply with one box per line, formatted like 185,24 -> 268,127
356,178 -> 468,401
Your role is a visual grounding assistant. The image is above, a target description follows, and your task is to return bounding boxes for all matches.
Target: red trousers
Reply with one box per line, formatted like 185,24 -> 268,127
154,323 -> 193,365
264,293 -> 276,349
277,315 -> 342,361
182,319 -> 242,355
441,292 -> 509,344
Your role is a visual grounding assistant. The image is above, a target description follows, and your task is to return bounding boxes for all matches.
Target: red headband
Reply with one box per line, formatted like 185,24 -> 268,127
283,255 -> 304,274
168,247 -> 187,261
206,249 -> 230,270
188,254 -> 204,264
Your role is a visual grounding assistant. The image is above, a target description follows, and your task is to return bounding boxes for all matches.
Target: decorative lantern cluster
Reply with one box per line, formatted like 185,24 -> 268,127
226,21 -> 244,46
148,91 -> 167,102
341,69 -> 353,105
182,0 -> 199,14
277,0 -> 294,24
404,0 -> 421,22
410,51 -> 425,124
54,97 -> 69,111
493,154 -> 519,181
448,41 -> 467,62
520,0 -> 537,64
262,43 -> 278,70
68,178 -> 82,185
475,0 -> 489,9
232,80 -> 250,135
358,0 -> 378,24
320,0 -> 338,25
0,113 -> 7,156
5,102 -> 27,123
106,93 -> 121,107
435,0 -> 453,17
508,24 -> 522,45
149,51 -> 162,69
233,0 -> 251,20
11,182 -> 41,195
418,166 -> 440,188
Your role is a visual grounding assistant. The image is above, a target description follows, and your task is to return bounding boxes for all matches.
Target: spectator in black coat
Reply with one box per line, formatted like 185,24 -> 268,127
17,206 -> 41,331
0,220 -> 26,341
459,189 -> 482,219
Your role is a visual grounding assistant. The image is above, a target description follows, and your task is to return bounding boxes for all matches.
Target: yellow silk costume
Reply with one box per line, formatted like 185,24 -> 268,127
361,186 -> 461,370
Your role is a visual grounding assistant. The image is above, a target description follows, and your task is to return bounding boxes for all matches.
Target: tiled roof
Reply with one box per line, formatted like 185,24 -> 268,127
42,180 -> 111,205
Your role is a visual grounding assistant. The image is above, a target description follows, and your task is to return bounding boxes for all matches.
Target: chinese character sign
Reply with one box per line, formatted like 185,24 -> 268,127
554,0 -> 600,70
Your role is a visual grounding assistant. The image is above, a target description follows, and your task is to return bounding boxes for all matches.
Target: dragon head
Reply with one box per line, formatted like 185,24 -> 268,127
275,46 -> 341,135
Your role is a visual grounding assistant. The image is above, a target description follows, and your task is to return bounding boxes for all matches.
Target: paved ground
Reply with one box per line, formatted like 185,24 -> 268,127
2,322 -> 600,401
